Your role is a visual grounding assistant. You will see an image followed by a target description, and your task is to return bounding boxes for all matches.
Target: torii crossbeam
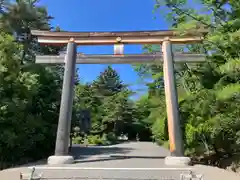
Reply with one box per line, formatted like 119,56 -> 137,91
31,29 -> 206,166
35,53 -> 205,64
31,29 -> 206,45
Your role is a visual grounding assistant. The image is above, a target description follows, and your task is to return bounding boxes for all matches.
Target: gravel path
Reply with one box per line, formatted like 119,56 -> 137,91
1,142 -> 239,180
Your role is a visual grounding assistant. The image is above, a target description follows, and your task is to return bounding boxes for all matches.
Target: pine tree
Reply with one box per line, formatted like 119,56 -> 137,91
92,66 -> 125,97
90,66 -> 134,136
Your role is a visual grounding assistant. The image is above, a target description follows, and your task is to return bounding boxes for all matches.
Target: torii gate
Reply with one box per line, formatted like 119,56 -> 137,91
31,29 -> 206,166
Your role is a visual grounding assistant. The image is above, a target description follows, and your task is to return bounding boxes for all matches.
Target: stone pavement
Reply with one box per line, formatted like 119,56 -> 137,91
0,142 -> 239,180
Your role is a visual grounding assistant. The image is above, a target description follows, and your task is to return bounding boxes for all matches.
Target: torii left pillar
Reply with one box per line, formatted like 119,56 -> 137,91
48,38 -> 76,165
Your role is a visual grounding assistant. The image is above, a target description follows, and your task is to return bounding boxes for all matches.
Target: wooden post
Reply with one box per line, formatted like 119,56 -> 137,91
162,39 -> 184,157
54,39 -> 77,156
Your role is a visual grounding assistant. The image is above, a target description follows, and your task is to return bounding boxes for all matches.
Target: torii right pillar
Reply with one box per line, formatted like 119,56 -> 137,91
162,38 -> 191,166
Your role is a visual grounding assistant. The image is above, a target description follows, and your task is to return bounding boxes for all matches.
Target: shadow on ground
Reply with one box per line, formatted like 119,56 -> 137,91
109,155 -> 166,159
70,145 -> 134,159
8,142 -> 168,168
70,144 -> 167,164
74,155 -> 166,163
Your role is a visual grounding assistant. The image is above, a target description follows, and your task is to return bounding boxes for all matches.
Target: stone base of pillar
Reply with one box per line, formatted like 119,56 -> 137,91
47,155 -> 74,165
164,156 -> 191,166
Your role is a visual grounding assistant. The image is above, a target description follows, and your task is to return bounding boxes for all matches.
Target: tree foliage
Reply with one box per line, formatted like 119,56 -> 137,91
73,66 -> 152,144
133,0 -> 240,168
0,0 -> 63,169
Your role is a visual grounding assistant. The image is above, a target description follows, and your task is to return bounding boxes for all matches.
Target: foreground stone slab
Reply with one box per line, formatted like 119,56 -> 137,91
47,155 -> 74,165
165,156 -> 191,166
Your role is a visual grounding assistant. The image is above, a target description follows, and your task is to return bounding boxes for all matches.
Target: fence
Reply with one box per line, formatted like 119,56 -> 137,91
20,167 -> 203,180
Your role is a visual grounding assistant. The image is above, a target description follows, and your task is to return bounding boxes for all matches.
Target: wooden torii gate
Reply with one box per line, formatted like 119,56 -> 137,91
31,29 -> 206,166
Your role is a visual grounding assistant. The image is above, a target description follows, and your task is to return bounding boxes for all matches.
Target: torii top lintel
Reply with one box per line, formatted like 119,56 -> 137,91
31,29 -> 207,46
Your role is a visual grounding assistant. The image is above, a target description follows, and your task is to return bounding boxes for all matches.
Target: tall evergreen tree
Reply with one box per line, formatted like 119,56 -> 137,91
90,66 -> 133,136
92,65 -> 125,97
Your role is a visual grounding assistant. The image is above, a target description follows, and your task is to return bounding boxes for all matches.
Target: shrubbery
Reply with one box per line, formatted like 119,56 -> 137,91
0,32 -> 60,169
72,133 -> 118,146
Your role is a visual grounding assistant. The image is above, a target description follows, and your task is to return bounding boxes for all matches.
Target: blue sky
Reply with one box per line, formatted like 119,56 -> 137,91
39,0 -> 169,98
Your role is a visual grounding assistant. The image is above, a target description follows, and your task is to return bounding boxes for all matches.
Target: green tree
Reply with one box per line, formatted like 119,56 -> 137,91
145,0 -> 240,166
0,0 -> 64,169
101,90 -> 134,136
91,66 -> 131,136
73,83 -> 102,135
0,33 -> 39,168
73,66 -> 140,143
132,95 -> 153,141
92,65 -> 125,97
